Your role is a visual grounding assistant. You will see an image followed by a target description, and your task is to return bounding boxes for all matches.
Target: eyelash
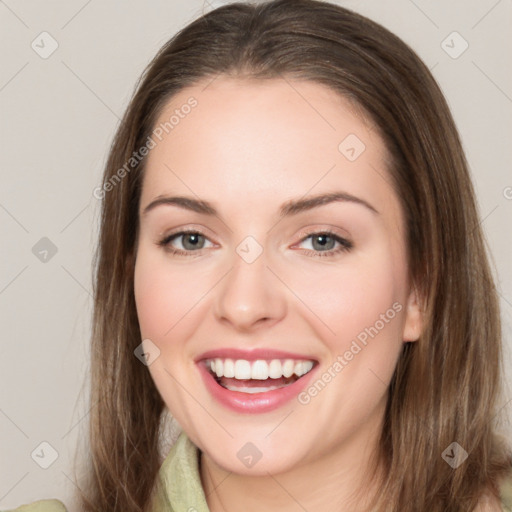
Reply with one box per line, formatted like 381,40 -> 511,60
157,229 -> 353,258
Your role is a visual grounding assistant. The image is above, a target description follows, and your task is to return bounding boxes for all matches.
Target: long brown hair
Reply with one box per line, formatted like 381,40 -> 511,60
75,1 -> 512,510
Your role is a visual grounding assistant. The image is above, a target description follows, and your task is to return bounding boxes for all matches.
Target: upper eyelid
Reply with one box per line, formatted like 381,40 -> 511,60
162,229 -> 216,246
292,232 -> 352,252
160,225 -> 216,241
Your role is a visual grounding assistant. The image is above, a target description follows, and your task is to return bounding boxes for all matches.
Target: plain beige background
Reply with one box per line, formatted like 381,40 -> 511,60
1,0 -> 511,509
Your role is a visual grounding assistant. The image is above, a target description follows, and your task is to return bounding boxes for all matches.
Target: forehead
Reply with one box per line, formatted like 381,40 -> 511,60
141,77 -> 397,222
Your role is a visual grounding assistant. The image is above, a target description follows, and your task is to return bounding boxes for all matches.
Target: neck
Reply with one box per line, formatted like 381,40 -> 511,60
199,405 -> 386,512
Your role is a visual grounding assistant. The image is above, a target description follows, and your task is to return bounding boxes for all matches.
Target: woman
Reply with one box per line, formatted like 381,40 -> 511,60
9,0 -> 512,510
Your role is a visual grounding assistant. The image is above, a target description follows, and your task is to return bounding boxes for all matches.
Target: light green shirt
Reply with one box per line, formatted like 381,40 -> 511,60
4,431 -> 512,511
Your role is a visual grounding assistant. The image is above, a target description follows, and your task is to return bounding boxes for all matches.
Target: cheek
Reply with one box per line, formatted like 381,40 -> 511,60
289,252 -> 407,422
133,248 -> 198,411
134,253 -> 172,341
287,249 -> 404,350
134,247 -> 198,342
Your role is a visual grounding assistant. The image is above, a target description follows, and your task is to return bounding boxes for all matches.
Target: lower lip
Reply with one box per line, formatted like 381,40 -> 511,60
197,362 -> 317,413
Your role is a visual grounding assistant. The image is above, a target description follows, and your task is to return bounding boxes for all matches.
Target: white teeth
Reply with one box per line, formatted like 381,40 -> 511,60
223,358 -> 235,378
223,384 -> 285,393
251,360 -> 269,380
234,359 -> 252,379
214,358 -> 223,378
282,359 -> 295,378
207,358 -> 315,380
268,359 -> 282,379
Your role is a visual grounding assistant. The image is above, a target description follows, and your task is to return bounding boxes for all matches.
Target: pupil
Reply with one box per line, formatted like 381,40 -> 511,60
183,233 -> 204,250
312,234 -> 334,251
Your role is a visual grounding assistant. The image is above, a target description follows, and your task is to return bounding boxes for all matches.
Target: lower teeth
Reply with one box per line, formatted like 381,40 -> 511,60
212,372 -> 300,394
221,383 -> 287,393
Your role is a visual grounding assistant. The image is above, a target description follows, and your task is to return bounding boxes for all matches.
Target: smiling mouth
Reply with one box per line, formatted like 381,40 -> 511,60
205,357 -> 316,394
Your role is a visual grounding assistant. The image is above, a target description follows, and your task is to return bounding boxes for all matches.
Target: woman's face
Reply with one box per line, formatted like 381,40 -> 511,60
134,77 -> 422,475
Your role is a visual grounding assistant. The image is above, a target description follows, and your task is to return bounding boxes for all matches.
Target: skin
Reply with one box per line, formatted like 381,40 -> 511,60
133,77 -> 424,511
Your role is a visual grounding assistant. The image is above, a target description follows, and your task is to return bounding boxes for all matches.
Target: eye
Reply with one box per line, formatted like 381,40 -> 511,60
296,231 -> 353,258
158,230 -> 214,255
157,229 -> 352,258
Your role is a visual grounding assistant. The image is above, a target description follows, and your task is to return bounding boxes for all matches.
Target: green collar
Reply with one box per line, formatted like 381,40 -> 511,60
156,431 -> 210,512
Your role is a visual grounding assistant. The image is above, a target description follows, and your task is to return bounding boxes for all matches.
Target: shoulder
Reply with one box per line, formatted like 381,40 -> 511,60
1,499 -> 67,512
500,466 -> 512,511
475,467 -> 512,512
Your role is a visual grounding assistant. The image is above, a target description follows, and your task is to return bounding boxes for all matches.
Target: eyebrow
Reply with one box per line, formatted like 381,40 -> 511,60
142,191 -> 379,218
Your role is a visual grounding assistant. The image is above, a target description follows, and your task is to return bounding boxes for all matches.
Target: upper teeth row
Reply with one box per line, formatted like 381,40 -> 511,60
207,358 -> 314,380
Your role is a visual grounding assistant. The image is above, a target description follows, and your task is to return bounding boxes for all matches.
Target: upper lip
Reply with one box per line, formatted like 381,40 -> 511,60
195,348 -> 318,363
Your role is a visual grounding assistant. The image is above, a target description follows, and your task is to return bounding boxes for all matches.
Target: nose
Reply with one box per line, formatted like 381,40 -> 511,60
213,248 -> 287,332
